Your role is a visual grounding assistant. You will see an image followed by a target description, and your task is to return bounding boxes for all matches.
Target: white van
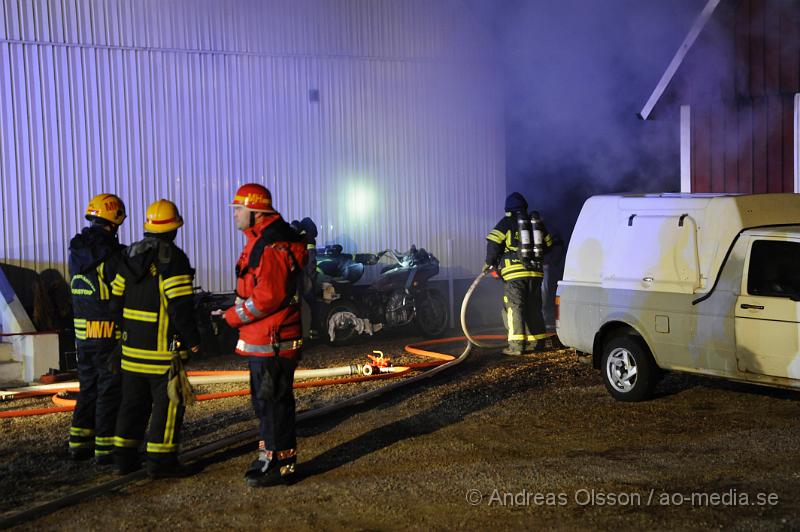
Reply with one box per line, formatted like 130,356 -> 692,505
556,193 -> 800,401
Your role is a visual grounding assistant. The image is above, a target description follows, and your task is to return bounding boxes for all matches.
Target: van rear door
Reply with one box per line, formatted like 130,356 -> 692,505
735,237 -> 800,379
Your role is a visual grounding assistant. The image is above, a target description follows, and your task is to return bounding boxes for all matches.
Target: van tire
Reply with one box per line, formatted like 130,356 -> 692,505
601,335 -> 658,402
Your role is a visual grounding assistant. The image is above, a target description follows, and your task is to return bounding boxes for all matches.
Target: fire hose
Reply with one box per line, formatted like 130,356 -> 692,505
0,271 -> 501,418
0,270 -> 509,529
460,270 -> 507,349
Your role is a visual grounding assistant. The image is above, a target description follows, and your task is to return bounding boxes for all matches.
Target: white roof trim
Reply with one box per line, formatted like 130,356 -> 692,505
638,0 -> 722,120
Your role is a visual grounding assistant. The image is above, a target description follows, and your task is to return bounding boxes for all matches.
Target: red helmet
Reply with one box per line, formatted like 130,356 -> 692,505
230,184 -> 273,212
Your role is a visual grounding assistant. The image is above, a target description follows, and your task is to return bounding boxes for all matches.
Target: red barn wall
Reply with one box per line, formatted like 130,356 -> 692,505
687,0 -> 799,193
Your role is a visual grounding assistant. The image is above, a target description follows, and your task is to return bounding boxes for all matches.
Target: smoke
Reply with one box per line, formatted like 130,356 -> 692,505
469,0 -> 707,241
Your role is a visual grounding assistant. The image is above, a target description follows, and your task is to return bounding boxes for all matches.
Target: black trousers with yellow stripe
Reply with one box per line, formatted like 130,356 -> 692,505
114,370 -> 184,466
504,277 -> 548,352
69,346 -> 121,457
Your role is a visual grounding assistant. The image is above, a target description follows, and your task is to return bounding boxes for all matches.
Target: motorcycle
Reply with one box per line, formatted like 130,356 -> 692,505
314,244 -> 449,344
193,289 -> 238,356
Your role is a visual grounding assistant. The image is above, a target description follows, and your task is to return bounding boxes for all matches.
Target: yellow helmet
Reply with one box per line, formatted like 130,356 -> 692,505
85,194 -> 126,225
144,199 -> 183,233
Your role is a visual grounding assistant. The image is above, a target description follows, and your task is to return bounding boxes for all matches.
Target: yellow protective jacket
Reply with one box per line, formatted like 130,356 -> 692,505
111,236 -> 201,375
485,212 -> 553,281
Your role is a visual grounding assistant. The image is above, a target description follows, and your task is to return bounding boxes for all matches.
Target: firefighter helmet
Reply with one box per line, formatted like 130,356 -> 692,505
85,193 -> 126,225
144,199 -> 184,233
229,183 -> 273,212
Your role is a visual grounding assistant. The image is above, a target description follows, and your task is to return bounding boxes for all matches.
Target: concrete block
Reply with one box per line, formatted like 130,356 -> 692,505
0,360 -> 24,387
0,342 -> 12,361
21,334 -> 60,383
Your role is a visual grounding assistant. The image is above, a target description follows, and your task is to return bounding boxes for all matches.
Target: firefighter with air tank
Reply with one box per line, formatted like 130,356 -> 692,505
222,184 -> 308,487
485,192 -> 554,355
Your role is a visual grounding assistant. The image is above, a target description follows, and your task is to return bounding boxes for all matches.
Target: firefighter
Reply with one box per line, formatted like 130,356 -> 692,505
223,183 -> 308,487
485,192 -> 554,355
294,217 -> 320,340
111,199 -> 202,478
67,194 -> 127,464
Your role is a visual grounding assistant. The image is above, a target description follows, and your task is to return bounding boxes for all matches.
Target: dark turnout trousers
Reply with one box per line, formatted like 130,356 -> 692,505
69,346 -> 122,458
114,370 -> 185,468
249,356 -> 297,452
504,277 -> 548,352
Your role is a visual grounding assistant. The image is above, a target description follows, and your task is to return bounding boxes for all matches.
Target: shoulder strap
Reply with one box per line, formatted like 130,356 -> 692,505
272,243 -> 301,274
239,218 -> 302,278
247,233 -> 271,274
239,241 -> 302,310
272,244 -> 302,309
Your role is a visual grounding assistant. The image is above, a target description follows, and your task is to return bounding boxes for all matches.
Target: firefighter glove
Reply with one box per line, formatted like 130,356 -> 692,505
167,354 -> 196,406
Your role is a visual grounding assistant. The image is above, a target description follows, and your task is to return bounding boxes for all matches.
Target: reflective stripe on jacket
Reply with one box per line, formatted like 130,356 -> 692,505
485,213 -> 554,281
224,215 -> 308,359
113,237 -> 200,375
69,225 -> 125,348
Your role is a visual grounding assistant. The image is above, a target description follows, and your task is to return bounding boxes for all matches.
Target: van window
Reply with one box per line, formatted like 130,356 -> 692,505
747,240 -> 800,298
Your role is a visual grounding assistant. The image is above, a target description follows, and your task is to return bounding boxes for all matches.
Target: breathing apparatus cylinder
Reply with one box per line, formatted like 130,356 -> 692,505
531,210 -> 545,262
516,211 -> 534,267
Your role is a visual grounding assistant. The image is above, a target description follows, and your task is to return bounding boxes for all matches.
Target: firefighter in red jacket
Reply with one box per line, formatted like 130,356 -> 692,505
223,183 -> 308,487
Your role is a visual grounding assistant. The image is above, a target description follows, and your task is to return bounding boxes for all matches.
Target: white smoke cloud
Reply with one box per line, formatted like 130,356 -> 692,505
467,0 -> 707,240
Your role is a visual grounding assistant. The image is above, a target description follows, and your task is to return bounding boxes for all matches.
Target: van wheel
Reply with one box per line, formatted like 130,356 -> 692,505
601,335 -> 658,402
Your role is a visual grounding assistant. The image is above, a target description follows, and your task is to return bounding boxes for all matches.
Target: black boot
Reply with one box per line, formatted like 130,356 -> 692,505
502,342 -> 525,356
68,447 -> 94,461
146,456 -> 198,479
95,453 -> 115,466
115,453 -> 142,475
246,449 -> 296,487
244,450 -> 270,479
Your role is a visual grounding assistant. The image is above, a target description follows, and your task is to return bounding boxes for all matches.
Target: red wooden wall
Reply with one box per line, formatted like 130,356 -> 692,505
686,0 -> 799,193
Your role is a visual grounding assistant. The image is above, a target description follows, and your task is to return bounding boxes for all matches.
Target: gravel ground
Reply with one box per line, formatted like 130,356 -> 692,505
3,332 -> 800,530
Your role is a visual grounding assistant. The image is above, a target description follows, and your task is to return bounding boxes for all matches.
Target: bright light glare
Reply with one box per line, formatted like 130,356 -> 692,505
344,181 -> 376,221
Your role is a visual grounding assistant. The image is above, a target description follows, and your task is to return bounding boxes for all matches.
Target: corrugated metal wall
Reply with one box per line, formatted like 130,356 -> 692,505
0,0 -> 505,292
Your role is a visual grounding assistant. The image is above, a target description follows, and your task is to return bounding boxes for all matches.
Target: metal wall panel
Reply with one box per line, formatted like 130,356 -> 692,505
0,0 -> 504,292
0,0 -> 496,60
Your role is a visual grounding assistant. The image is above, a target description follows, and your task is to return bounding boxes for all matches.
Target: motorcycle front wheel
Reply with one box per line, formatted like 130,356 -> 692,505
414,289 -> 449,337
324,300 -> 360,345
